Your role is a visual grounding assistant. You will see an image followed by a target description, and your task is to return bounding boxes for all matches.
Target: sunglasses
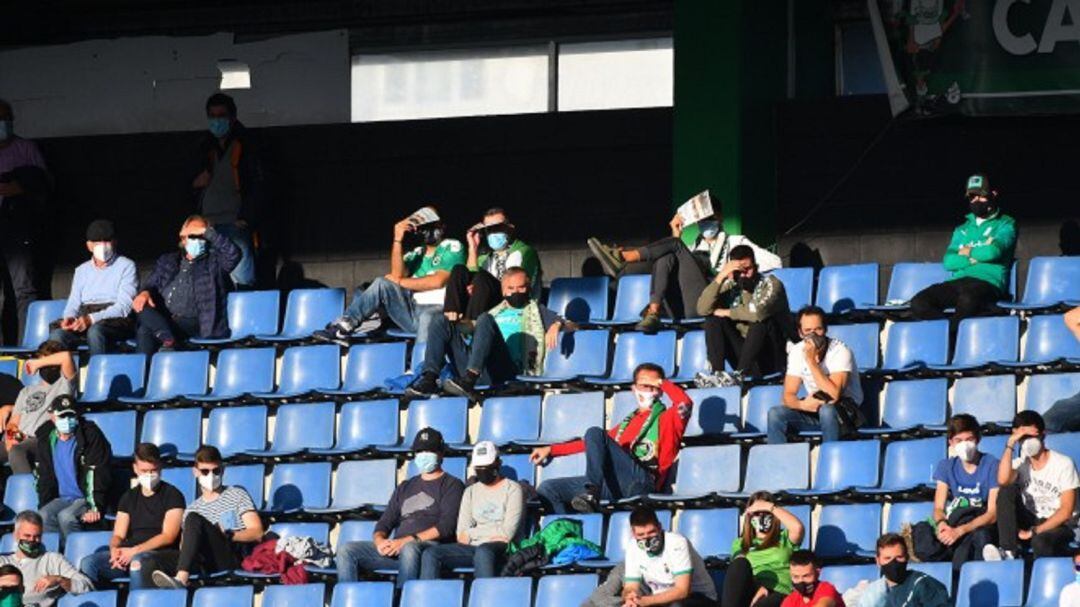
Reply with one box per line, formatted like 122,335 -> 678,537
196,466 -> 222,476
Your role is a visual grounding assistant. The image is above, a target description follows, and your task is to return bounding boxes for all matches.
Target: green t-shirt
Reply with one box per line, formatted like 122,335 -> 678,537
404,239 -> 466,278
492,306 -> 526,370
730,529 -> 798,594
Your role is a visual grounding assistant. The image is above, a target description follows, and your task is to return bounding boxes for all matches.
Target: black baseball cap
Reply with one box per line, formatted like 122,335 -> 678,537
411,427 -> 445,453
965,174 -> 991,198
49,394 -> 77,416
85,219 -> 115,242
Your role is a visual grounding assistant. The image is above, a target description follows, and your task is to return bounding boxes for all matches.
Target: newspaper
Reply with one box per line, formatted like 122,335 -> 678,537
408,206 -> 440,226
676,190 -> 715,227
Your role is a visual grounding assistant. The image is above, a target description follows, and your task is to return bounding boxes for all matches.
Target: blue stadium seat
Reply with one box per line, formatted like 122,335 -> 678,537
266,462 -> 332,514
256,287 -> 345,342
0,531 -> 60,554
186,347 -> 276,403
885,501 -> 934,534
787,440 -> 880,498
584,510 -> 672,568
179,405 -> 267,460
80,353 -> 146,404
118,350 -> 210,404
537,452 -> 586,485
929,316 -> 1019,371
827,323 -> 880,370
650,445 -> 741,504
475,395 -> 541,446
877,320 -> 949,374
1002,313 -> 1080,369
672,330 -> 716,382
720,443 -> 810,498
546,277 -> 610,323
83,410 -> 137,459
400,579 -> 464,607
384,397 -> 468,452
245,401 -> 335,459
321,342 -> 407,397
161,467 -> 196,504
64,530 -> 113,570
58,590 -> 117,607
945,374 -> 1017,427
955,559 -> 1024,607
251,344 -> 340,399
262,583 -> 325,607
768,267 -> 814,311
126,589 -> 187,607
523,391 -> 605,445
518,329 -> 611,384
1046,432 -> 1080,467
732,384 -> 783,439
867,262 -> 951,311
193,585 -> 255,607
676,508 -> 739,561
141,407 -> 202,458
0,360 -> 16,379
910,561 -> 953,596
860,379 -> 947,436
819,564 -> 880,594
979,435 -> 1010,458
816,263 -> 878,314
1024,372 -> 1080,416
594,274 -> 651,326
684,386 -> 742,438
584,331 -> 677,386
1000,256 -> 1080,311
535,574 -> 598,607
222,464 -> 265,510
190,290 -> 281,345
609,390 -> 639,426
814,503 -> 880,560
309,399 -> 400,456
856,436 -> 944,497
0,474 -> 38,525
0,299 -> 67,355
331,582 -> 395,607
467,577 -> 532,607
1025,557 -> 1073,607
498,453 -> 536,485
307,459 -> 398,515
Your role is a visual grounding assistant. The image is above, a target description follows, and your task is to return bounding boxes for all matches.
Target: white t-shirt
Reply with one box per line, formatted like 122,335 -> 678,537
785,338 -> 863,404
1012,450 -> 1080,522
1060,582 -> 1080,607
624,531 -> 716,599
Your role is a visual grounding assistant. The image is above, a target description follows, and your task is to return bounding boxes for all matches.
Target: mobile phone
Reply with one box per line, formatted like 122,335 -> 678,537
812,390 -> 832,403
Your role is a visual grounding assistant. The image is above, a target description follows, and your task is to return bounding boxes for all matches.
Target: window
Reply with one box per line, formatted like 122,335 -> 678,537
836,21 -> 886,96
558,38 -> 673,111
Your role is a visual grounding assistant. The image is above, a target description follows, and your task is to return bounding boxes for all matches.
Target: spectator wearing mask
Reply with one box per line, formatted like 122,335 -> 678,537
419,441 -> 523,579
780,550 -> 843,607
35,396 -> 112,541
854,534 -> 948,607
80,443 -> 185,589
0,564 -> 23,607
444,208 -> 541,322
910,174 -> 1017,329
336,428 -> 464,588
696,245 -> 791,385
315,207 -> 465,345
1043,306 -> 1080,433
1058,547 -> 1080,607
0,342 -> 76,473
0,511 -> 93,607
407,267 -> 566,400
588,210 -> 780,333
152,446 -> 264,588
721,492 -> 805,607
132,215 -> 240,353
620,506 -> 717,607
985,410 -> 1078,560
192,93 -> 266,288
767,306 -> 864,444
48,220 -> 137,356
531,363 -> 693,514
0,99 -> 51,345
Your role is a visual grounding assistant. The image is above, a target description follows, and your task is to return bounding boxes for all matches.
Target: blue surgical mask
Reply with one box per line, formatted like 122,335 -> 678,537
208,117 -> 231,138
0,120 -> 11,142
486,232 -> 510,251
699,220 -> 720,239
184,238 -> 207,258
55,416 -> 78,435
414,451 -> 439,474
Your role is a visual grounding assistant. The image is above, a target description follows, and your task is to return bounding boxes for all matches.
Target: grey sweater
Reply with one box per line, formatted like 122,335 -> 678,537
0,552 -> 93,607
456,479 -> 524,545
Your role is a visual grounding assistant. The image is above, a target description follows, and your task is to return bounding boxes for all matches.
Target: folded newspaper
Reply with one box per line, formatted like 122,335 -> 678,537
676,190 -> 715,226
408,206 -> 440,226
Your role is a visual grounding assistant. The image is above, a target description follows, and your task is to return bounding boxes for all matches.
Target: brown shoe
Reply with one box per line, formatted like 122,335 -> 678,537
587,238 -> 626,277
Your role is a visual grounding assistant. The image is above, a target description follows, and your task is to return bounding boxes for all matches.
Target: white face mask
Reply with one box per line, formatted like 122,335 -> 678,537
198,471 -> 223,491
137,472 -> 161,491
632,387 -> 656,409
92,243 -> 114,263
953,440 -> 978,463
1020,437 -> 1042,459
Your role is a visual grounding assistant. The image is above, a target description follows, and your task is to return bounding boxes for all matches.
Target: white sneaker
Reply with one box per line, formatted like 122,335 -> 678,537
982,544 -> 1002,561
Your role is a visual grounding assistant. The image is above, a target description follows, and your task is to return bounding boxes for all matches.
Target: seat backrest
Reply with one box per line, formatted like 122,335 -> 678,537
81,353 -> 146,402
541,329 -> 611,379
223,464 -> 265,510
884,263 -> 951,304
537,452 -> 586,484
277,345 -> 340,393
278,288 -> 345,337
268,461 -> 332,512
535,574 -> 599,607
603,510 -> 673,562
676,330 -> 709,378
814,503 -> 881,559
609,391 -> 638,426
546,277 -> 610,323
684,386 -> 742,437
64,530 -> 113,570
83,410 -> 137,459
331,459 -> 398,509
675,508 -> 739,559
955,559 -> 1024,607
401,397 -> 468,446
498,453 -> 535,485
882,320 -> 949,370
819,564 -> 880,594
161,467 -> 196,504
467,577 -> 532,607
610,275 -> 652,322
827,323 -> 880,370
262,584 -> 325,607
951,316 -> 1019,366
143,350 -> 210,399
210,347 -> 276,396
1018,256 -> 1080,306
951,374 -> 1016,424
1046,432 -> 1080,468
22,300 -> 68,350
337,520 -> 378,547
331,582 -> 394,607
671,445 -> 741,495
271,402 -> 335,451
126,589 -> 187,607
812,440 -> 880,491
336,399 -> 400,449
607,331 -> 677,381
476,395 -> 541,444
885,501 -> 934,534
816,263 -> 878,313
58,590 -> 118,607
400,579 -> 464,607
1025,372 -> 1080,415
267,523 -> 329,544
227,290 -> 280,338
539,392 -> 605,443
141,407 -> 202,458
192,585 -> 255,607
1026,557 -> 1074,607
205,405 -> 267,457
742,443 -> 810,493
1022,314 -> 1080,362
743,384 -> 784,433
2,474 -> 37,518
880,378 -> 947,429
768,267 -> 814,310
343,342 -> 408,392
881,437 -> 944,489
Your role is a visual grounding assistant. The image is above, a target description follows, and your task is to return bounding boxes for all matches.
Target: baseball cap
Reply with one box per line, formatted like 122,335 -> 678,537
85,219 -> 116,242
965,174 -> 991,198
411,427 -> 445,453
49,394 -> 77,416
471,441 -> 499,468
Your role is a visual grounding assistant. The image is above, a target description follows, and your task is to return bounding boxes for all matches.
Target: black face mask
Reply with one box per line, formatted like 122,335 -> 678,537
881,559 -> 908,584
792,581 -> 818,598
475,466 -> 499,485
18,539 -> 44,558
505,292 -> 529,309
737,273 -> 759,292
421,227 -> 444,245
38,365 -> 61,385
969,199 -> 995,218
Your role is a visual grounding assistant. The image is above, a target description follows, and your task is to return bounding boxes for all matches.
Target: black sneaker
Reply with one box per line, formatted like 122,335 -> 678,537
405,372 -> 439,398
443,373 -> 479,401
312,316 -> 358,346
570,487 -> 601,513
587,237 -> 626,277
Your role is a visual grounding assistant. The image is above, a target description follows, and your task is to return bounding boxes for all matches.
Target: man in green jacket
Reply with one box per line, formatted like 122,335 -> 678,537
910,174 -> 1017,328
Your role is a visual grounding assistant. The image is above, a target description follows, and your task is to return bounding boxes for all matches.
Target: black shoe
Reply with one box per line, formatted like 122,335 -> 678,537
443,373 -> 479,401
405,372 -> 438,398
587,237 -> 626,277
570,487 -> 601,513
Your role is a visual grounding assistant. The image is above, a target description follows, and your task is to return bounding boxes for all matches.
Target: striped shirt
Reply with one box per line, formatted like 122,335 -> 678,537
184,486 -> 256,530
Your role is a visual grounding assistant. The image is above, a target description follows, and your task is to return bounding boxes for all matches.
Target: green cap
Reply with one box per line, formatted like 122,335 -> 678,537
965,174 -> 990,198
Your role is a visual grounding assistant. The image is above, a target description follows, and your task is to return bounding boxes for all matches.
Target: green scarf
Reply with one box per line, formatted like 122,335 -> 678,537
487,299 -> 547,376
614,401 -> 665,472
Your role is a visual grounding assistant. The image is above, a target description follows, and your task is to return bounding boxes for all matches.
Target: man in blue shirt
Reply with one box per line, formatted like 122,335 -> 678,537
48,220 -> 137,356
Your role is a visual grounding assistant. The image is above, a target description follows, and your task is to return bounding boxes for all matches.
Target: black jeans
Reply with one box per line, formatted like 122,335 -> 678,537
703,315 -> 786,376
721,557 -> 784,607
995,483 -> 1074,557
421,313 -> 521,384
177,512 -> 244,575
635,237 -> 710,319
910,277 -> 1002,326
443,266 -> 502,320
0,238 -> 36,345
135,307 -> 200,354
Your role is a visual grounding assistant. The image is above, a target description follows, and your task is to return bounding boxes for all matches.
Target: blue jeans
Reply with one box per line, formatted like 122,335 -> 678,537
214,223 -> 255,287
40,497 -> 87,540
420,314 -> 520,384
420,542 -> 507,579
49,322 -> 133,357
336,540 -> 434,588
1044,389 -> 1080,433
80,548 -> 178,589
537,427 -> 655,514
344,278 -> 440,335
767,404 -> 841,444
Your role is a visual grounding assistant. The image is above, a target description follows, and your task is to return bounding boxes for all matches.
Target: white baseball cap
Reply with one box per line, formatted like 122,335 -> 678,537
471,441 -> 499,468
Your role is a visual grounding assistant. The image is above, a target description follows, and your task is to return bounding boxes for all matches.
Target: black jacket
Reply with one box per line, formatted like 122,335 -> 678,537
34,419 -> 113,511
195,121 -> 267,228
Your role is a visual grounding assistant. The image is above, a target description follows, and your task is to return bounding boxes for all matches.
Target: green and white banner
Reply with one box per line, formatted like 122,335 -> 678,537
869,0 -> 1080,116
